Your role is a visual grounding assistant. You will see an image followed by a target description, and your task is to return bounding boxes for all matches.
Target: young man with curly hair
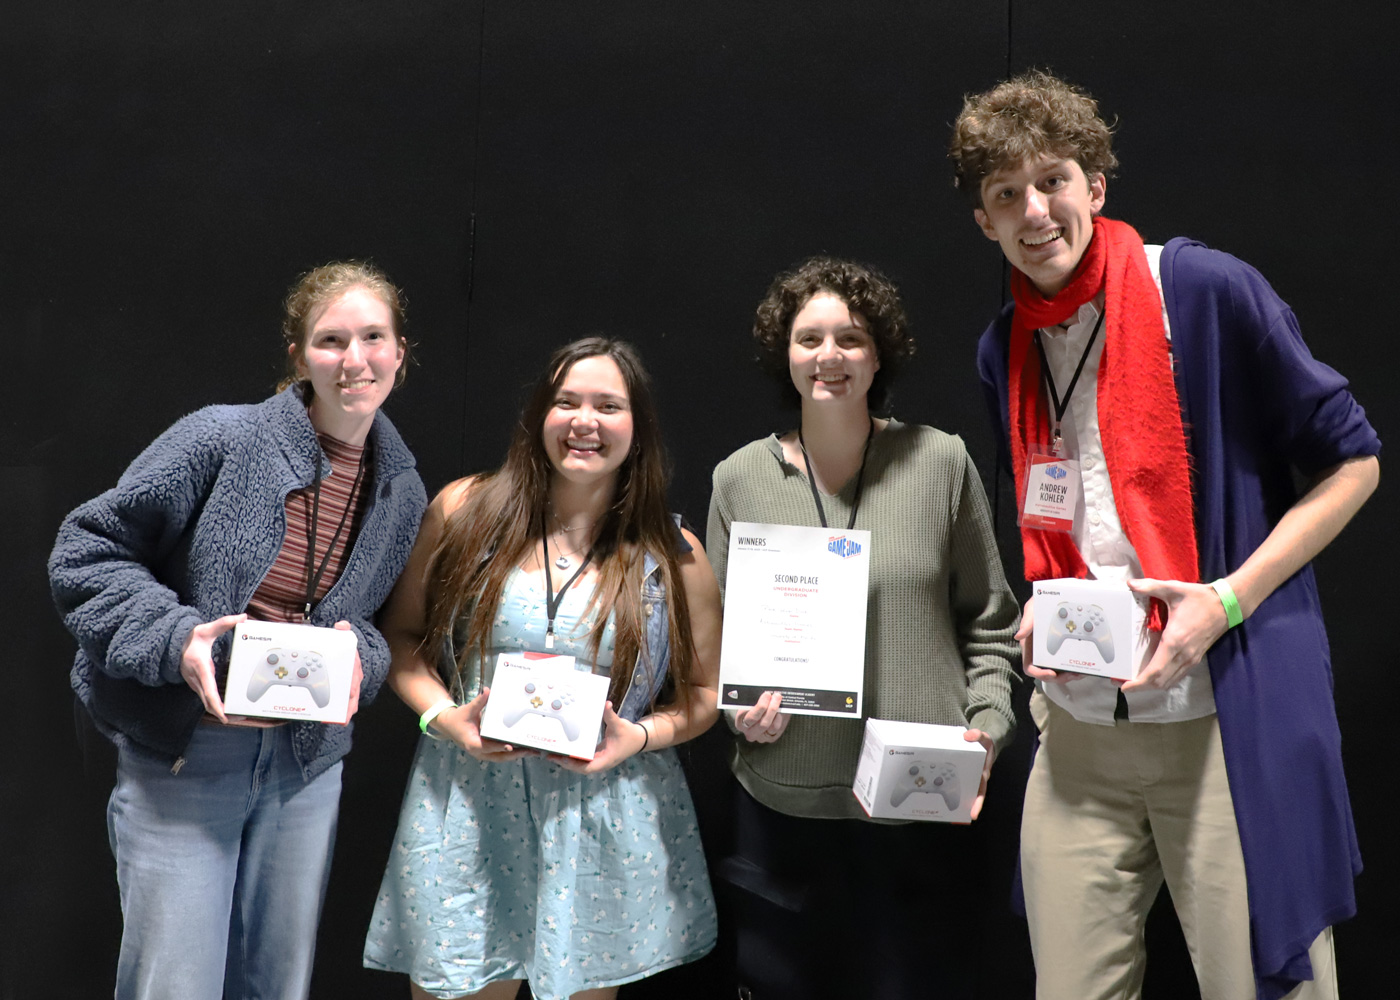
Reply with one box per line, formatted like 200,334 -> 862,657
951,70 -> 1379,1000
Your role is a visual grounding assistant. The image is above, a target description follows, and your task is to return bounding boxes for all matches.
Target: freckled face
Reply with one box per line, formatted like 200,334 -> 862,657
542,355 -> 634,485
296,286 -> 404,443
787,293 -> 879,406
974,154 -> 1106,296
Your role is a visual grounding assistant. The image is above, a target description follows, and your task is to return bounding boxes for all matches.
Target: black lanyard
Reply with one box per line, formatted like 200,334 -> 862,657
1033,307 -> 1105,456
540,511 -> 594,649
797,418 -> 873,530
302,447 -> 367,619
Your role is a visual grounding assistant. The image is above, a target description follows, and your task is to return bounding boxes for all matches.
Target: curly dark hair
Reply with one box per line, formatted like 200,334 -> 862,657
753,256 -> 915,414
949,70 -> 1118,209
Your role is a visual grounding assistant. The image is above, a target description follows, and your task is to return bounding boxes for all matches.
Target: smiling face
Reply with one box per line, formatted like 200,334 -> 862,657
787,293 -> 880,407
541,354 -> 635,486
974,154 -> 1106,296
296,286 -> 405,444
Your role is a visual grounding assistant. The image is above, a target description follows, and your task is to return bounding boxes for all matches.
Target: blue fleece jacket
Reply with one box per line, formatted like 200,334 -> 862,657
49,386 -> 426,780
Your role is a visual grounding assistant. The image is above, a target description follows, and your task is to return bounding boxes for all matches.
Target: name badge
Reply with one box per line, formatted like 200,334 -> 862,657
1019,451 -> 1080,533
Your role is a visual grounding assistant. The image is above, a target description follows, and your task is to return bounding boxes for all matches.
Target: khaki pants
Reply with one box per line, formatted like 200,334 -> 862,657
1021,692 -> 1337,1000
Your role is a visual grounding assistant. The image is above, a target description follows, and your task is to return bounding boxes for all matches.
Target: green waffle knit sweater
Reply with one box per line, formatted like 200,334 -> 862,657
706,420 -> 1020,819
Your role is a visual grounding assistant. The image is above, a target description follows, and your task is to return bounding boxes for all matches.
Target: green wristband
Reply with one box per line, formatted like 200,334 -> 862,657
1210,578 -> 1244,629
419,697 -> 458,735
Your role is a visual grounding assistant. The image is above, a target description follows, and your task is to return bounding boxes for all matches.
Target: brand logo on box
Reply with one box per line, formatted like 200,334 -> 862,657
827,535 -> 862,558
887,749 -> 913,756
240,634 -> 271,641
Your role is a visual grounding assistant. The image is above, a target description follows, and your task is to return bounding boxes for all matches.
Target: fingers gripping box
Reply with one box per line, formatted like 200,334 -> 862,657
853,719 -> 986,823
479,653 -> 611,760
1032,578 -> 1152,681
225,621 -> 359,723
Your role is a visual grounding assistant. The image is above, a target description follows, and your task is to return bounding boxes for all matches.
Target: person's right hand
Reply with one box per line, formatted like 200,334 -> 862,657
733,690 -> 791,743
432,687 -> 537,762
180,613 -> 248,722
1015,595 -> 1084,684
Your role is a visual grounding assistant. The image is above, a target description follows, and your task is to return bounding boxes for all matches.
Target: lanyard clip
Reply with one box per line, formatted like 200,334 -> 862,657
1051,426 -> 1066,458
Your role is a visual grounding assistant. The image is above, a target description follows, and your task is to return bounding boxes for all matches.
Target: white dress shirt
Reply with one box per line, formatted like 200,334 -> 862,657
1035,245 -> 1217,725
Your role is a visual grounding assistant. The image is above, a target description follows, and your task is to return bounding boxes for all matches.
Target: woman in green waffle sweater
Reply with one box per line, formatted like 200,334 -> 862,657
705,256 -> 1020,999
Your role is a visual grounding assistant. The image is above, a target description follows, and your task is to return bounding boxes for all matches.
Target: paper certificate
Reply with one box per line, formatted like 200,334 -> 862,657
718,521 -> 871,717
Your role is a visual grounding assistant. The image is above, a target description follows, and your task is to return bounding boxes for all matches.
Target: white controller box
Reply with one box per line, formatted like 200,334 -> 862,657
225,621 -> 358,723
1031,578 -> 1152,681
479,653 -> 611,760
853,719 -> 985,823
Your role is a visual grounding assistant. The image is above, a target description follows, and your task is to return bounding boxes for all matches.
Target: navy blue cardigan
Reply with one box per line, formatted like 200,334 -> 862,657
49,387 -> 426,780
978,239 -> 1380,1000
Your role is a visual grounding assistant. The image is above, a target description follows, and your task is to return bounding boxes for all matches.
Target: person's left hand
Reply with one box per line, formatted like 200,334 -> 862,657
963,728 -> 996,821
333,620 -> 364,721
1120,578 -> 1230,692
550,702 -> 647,774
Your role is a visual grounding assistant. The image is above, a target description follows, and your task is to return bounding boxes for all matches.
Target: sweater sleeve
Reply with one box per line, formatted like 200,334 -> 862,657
946,445 -> 1021,752
705,465 -> 735,603
48,407 -> 235,687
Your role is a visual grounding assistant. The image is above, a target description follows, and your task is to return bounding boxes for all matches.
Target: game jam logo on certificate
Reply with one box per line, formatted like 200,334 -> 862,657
827,535 -> 863,558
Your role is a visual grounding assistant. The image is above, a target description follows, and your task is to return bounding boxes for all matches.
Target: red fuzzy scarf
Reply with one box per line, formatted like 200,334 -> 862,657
1008,216 -> 1197,628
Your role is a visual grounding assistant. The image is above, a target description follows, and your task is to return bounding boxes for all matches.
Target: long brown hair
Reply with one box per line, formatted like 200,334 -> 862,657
423,337 -> 697,711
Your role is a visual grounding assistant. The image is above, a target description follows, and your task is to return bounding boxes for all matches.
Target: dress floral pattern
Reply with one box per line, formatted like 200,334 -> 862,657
364,571 -> 717,999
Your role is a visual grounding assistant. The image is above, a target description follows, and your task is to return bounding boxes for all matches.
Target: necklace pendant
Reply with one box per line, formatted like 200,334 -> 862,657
555,554 -> 571,570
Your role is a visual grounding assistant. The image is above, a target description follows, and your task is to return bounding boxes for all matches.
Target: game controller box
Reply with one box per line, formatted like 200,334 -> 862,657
479,653 -> 611,760
853,719 -> 986,823
224,621 -> 359,723
1031,578 -> 1151,681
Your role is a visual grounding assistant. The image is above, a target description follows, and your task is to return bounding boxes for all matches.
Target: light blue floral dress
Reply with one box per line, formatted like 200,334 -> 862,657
363,570 -> 717,999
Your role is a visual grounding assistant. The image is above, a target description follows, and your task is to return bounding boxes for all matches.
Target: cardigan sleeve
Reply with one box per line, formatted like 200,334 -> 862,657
48,407 -> 236,687
945,444 -> 1021,752
1173,244 -> 1381,475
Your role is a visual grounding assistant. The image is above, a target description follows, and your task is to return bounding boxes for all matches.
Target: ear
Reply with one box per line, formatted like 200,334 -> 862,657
973,208 -> 999,241
288,341 -> 307,378
1089,173 -> 1107,215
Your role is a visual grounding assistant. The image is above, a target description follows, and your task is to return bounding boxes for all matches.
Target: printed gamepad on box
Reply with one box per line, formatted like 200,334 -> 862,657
479,653 -> 611,760
853,719 -> 986,823
1031,578 -> 1152,681
225,621 -> 358,723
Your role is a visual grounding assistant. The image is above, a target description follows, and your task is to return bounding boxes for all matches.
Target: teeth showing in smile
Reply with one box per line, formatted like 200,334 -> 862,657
1023,229 -> 1063,247
566,440 -> 601,452
339,379 -> 373,389
814,374 -> 848,383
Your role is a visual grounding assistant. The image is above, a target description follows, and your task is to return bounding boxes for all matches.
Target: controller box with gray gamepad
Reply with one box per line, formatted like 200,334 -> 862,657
1031,578 -> 1151,681
478,653 -> 611,760
853,719 -> 986,823
224,621 -> 358,723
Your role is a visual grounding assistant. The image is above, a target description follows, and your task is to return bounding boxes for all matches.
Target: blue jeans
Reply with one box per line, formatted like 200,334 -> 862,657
106,723 -> 342,1000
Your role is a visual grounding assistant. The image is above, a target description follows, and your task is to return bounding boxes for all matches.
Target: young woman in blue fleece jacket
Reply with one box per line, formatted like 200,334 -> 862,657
48,262 -> 427,1000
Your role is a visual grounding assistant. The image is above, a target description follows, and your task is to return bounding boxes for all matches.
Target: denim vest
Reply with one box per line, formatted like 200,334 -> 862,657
615,547 -> 672,723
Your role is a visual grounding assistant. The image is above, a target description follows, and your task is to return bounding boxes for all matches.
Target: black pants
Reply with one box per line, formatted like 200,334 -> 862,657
720,785 -> 981,1000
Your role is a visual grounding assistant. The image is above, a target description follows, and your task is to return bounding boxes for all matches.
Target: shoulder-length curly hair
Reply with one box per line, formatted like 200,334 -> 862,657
752,256 -> 915,414
423,337 -> 698,713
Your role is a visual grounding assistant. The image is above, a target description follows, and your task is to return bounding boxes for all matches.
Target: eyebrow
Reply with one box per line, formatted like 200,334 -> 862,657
791,322 -> 866,334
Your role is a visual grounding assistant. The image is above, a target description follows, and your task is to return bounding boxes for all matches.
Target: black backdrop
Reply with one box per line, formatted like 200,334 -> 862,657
4,2 -> 1396,997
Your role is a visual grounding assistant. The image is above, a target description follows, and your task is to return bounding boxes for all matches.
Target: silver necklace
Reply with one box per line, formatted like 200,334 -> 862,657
551,539 -> 574,570
548,511 -> 596,568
